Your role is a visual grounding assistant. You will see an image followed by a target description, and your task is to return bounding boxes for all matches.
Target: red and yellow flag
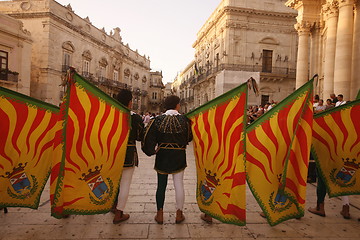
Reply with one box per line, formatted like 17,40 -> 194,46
0,86 -> 60,209
312,100 -> 360,197
51,71 -> 130,218
246,80 -> 313,226
186,83 -> 247,226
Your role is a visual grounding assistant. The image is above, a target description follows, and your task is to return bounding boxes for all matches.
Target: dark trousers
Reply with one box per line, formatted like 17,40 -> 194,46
316,168 -> 327,203
156,173 -> 169,210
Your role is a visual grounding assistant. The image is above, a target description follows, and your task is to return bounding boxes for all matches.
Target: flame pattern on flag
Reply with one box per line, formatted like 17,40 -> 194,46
246,80 -> 313,226
51,72 -> 130,218
186,83 -> 247,226
0,87 -> 60,209
312,100 -> 360,197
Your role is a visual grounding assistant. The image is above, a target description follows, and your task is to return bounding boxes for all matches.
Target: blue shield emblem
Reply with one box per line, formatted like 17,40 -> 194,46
88,175 -> 109,199
10,172 -> 31,193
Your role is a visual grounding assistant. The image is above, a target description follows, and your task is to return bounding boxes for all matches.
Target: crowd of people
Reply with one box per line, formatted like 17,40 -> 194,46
247,100 -> 277,124
313,93 -> 347,114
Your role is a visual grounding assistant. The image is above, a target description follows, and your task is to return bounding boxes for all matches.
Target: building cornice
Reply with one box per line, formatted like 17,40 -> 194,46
194,6 -> 297,47
8,11 -> 150,70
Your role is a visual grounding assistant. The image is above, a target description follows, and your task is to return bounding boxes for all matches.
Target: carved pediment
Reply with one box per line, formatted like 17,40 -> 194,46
62,41 -> 75,52
99,57 -> 108,67
82,50 -> 92,60
260,86 -> 275,93
259,37 -> 279,45
124,68 -> 130,77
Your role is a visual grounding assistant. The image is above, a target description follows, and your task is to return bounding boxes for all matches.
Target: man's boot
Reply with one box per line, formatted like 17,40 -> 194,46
175,209 -> 185,224
308,202 -> 325,217
113,210 -> 130,224
155,209 -> 163,224
200,213 -> 212,224
340,204 -> 350,219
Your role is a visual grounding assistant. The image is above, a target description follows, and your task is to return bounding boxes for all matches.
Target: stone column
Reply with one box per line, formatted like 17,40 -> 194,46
351,1 -> 360,99
323,1 -> 339,99
333,0 -> 354,100
295,21 -> 312,89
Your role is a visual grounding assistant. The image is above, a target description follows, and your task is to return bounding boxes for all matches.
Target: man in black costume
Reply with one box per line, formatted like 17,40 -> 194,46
142,95 -> 192,224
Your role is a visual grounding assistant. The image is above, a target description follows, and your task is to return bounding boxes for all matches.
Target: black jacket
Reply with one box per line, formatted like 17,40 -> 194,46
124,112 -> 144,167
142,113 -> 192,174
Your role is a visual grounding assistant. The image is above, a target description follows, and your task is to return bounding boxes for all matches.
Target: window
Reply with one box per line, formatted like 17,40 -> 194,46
62,41 -> 74,72
113,70 -> 119,81
63,52 -> 71,72
99,66 -> 106,78
262,50 -> 273,73
83,60 -> 90,76
0,51 -> 8,80
152,92 -> 157,100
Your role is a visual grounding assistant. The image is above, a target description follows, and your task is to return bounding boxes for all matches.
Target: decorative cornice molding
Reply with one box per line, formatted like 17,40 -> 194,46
194,5 -> 297,46
7,12 -> 148,70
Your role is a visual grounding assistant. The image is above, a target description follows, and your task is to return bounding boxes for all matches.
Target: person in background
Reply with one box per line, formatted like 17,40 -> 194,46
314,99 -> 326,114
325,99 -> 334,110
142,95 -> 192,224
330,93 -> 338,106
313,94 -> 320,109
143,112 -> 151,127
335,94 -> 346,107
112,89 -> 144,224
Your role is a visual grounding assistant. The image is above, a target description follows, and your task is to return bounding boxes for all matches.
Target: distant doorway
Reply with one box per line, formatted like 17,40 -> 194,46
261,95 -> 269,107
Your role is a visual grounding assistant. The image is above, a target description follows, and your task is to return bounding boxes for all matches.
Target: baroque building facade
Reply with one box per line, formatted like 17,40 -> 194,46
286,0 -> 360,101
0,0 -> 161,112
148,71 -> 165,114
0,13 -> 32,95
173,0 -> 298,111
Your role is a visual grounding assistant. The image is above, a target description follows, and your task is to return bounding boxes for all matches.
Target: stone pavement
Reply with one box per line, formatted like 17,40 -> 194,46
1,142 -> 360,240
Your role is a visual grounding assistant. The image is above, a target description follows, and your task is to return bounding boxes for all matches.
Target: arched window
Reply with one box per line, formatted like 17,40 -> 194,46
62,41 -> 75,72
82,50 -> 92,76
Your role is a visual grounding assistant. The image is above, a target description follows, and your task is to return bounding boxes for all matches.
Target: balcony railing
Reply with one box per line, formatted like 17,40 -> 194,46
0,70 -> 19,82
149,99 -> 161,104
62,65 -> 70,73
189,64 -> 296,86
80,71 -> 132,90
150,83 -> 165,88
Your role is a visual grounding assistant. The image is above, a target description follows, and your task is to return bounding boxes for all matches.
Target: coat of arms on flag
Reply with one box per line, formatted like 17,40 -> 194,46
79,165 -> 110,201
4,163 -> 31,194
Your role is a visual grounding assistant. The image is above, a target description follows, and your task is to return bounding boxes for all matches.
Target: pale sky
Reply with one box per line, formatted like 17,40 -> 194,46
55,0 -> 222,83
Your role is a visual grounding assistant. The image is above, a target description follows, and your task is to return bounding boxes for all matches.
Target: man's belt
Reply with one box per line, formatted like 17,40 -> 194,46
158,143 -> 186,150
